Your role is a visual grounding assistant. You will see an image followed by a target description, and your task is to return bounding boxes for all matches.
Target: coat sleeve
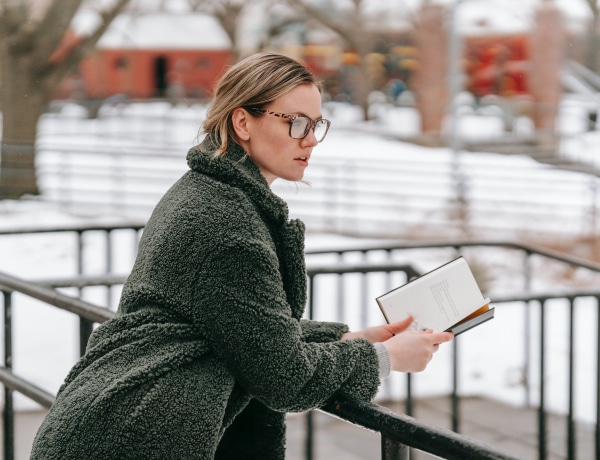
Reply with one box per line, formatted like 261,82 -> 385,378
188,236 -> 381,413
299,319 -> 349,343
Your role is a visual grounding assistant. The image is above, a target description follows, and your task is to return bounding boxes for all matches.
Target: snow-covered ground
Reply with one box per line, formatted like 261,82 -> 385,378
2,96 -> 600,427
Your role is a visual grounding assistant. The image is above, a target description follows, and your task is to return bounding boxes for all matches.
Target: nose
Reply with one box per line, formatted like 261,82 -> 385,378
301,127 -> 319,147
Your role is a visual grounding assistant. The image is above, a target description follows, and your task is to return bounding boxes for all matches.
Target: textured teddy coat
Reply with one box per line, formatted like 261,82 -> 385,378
30,136 -> 381,460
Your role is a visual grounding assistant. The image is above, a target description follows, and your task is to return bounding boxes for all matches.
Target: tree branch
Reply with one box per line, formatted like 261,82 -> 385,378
42,0 -> 131,94
185,0 -> 244,56
0,3 -> 37,53
285,0 -> 367,51
33,0 -> 83,65
586,0 -> 599,16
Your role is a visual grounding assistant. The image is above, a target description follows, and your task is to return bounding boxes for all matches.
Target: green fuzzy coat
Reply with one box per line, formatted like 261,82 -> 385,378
30,137 -> 381,460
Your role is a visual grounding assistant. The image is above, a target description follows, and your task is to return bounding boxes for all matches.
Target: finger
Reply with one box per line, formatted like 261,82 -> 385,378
432,331 -> 454,343
386,316 -> 414,334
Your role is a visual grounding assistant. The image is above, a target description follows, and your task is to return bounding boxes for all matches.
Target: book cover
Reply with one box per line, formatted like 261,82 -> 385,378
376,257 -> 494,336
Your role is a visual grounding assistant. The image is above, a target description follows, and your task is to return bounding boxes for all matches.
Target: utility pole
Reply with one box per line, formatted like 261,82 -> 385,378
448,0 -> 468,235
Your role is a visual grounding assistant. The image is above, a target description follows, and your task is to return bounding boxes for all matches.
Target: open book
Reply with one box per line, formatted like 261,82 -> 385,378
376,257 -> 494,336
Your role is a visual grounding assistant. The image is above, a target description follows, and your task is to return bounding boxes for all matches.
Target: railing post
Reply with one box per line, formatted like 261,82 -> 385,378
567,297 -> 576,460
3,290 -> 14,460
524,250 -> 532,408
405,373 -> 413,417
77,230 -> 93,355
381,436 -> 409,460
79,319 -> 94,357
305,275 -> 315,460
596,295 -> 600,460
451,336 -> 460,433
539,298 -> 547,460
105,229 -> 113,308
305,412 -> 314,460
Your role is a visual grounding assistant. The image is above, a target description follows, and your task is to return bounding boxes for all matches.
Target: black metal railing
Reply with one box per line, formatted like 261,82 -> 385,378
302,240 -> 600,460
0,269 -> 521,460
2,225 -> 600,459
0,271 -> 112,460
320,395 -> 520,460
0,222 -> 143,354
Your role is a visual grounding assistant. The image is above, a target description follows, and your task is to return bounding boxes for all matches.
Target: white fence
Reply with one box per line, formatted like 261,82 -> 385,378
32,101 -> 600,242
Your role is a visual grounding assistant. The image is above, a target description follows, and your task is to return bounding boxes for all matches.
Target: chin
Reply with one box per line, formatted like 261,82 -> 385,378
280,173 -> 305,182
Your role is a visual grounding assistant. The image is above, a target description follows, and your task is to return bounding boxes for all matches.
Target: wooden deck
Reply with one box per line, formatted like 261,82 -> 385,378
8,396 -> 596,459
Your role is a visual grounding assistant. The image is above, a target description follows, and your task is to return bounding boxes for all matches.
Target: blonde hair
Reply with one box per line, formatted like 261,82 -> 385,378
202,52 -> 321,156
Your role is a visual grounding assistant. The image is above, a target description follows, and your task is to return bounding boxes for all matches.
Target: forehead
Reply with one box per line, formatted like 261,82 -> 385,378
271,84 -> 322,117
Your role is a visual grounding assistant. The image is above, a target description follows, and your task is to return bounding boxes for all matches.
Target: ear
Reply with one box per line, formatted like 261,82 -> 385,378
231,107 -> 251,141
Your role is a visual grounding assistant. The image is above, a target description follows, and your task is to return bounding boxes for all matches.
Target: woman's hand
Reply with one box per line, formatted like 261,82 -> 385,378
384,327 -> 453,373
341,315 -> 415,343
342,316 -> 454,373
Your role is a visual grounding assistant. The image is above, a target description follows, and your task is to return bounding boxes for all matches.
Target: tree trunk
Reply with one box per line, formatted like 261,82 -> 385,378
0,0 -> 129,200
0,47 -> 48,198
413,4 -> 448,138
357,49 -> 372,121
529,2 -> 565,146
584,15 -> 600,74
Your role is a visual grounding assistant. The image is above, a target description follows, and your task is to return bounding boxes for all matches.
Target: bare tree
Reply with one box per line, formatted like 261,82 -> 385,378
285,0 -> 381,120
185,0 -> 245,61
257,8 -> 309,53
0,0 -> 130,199
584,0 -> 600,72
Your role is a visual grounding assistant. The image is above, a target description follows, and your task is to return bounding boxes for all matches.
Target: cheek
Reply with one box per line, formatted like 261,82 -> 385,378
257,129 -> 290,155
247,119 -> 295,161
264,127 -> 287,145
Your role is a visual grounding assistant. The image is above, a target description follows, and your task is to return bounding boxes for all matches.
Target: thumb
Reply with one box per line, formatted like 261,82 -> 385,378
386,315 -> 414,335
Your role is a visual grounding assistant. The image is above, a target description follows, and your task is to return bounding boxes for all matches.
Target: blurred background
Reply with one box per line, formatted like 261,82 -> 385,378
4,0 -> 600,250
4,1 -> 600,460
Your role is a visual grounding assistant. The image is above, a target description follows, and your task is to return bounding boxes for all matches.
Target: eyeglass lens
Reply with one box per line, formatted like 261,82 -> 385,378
290,117 -> 329,141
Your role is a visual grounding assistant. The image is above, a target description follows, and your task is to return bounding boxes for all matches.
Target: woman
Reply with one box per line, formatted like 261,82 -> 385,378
31,52 -> 452,459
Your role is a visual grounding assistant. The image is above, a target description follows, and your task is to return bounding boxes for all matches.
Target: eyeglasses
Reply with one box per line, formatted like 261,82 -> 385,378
248,108 -> 331,143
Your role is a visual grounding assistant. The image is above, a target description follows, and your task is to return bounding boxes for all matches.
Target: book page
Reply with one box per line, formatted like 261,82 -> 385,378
376,257 -> 487,332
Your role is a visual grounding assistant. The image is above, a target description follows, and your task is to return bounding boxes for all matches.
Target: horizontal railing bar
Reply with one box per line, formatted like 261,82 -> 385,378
36,153 -> 591,205
40,189 -> 171,204
2,233 -> 581,267
321,395 -> 520,460
35,143 -> 188,159
282,195 -> 588,219
0,367 -> 54,409
32,270 -> 600,308
297,216 -> 587,240
307,263 -> 420,277
36,138 -> 594,185
489,291 -> 600,303
37,166 -> 183,183
284,188 -> 588,212
0,271 -> 112,324
0,221 -> 145,236
35,275 -> 128,289
305,239 -> 600,272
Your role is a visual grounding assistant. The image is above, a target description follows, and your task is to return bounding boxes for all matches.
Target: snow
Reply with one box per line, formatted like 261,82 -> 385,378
3,96 -> 600,430
73,12 -> 231,50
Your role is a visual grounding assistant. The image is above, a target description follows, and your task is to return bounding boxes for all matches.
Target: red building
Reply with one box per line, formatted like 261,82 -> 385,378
463,33 -> 530,99
56,13 -> 234,101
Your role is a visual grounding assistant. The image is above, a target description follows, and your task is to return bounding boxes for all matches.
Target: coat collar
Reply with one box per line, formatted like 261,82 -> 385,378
187,136 -> 307,319
187,136 -> 290,226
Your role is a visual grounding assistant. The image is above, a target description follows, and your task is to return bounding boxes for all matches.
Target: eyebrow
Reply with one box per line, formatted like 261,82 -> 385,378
295,111 -> 324,120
